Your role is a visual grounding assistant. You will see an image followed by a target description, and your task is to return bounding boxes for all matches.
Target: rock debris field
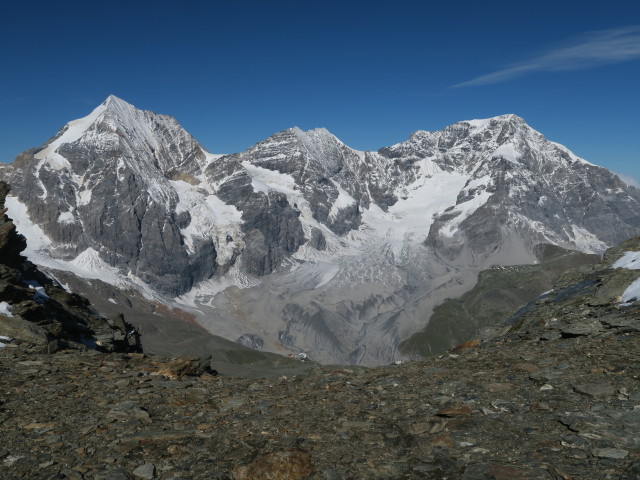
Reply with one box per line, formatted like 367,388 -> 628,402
1,306 -> 639,480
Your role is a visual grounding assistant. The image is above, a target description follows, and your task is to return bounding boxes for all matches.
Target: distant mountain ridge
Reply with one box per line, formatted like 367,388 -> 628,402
2,96 -> 639,365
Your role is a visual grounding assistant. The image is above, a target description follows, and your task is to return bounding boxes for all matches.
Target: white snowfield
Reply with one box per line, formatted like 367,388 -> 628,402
360,171 -> 468,257
612,251 -> 640,303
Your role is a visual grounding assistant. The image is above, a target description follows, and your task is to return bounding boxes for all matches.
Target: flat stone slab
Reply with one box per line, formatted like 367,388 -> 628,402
573,383 -> 617,397
593,448 -> 629,459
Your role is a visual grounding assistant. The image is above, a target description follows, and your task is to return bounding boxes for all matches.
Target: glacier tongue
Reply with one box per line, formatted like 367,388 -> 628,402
359,171 -> 469,259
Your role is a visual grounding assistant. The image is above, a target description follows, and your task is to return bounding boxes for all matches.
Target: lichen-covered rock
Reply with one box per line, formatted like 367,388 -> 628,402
153,355 -> 217,379
232,449 -> 313,480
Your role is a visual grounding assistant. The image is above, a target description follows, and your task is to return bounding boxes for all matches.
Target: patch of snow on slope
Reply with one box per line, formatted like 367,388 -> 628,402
26,280 -> 49,303
314,263 -> 341,288
279,260 -> 342,290
440,176 -> 494,238
417,156 -> 442,178
492,143 -> 519,163
510,213 -> 558,245
78,189 -> 92,206
620,278 -> 640,303
58,211 -> 75,224
170,179 -> 243,264
360,171 -> 469,258
0,302 -> 13,317
329,182 -> 357,219
612,251 -> 640,303
612,251 -> 640,270
465,118 -> 491,129
176,263 -> 260,307
242,162 -> 298,195
570,225 -> 607,253
5,196 -> 53,255
68,248 -> 122,284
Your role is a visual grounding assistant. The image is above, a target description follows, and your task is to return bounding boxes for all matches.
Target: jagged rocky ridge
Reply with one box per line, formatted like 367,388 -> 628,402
2,96 -> 640,365
0,238 -> 639,479
0,181 -> 140,353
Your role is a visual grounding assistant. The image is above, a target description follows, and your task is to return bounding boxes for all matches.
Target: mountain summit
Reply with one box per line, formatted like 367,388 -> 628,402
2,97 -> 640,365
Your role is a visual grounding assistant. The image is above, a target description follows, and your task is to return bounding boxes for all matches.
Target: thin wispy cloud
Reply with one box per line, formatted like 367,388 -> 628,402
453,26 -> 640,88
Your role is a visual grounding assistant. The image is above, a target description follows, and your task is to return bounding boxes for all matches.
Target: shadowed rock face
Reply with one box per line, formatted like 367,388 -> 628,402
2,99 -> 640,365
206,155 -> 305,276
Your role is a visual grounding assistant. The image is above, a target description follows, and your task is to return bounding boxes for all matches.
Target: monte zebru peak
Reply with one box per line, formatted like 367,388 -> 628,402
2,95 -> 639,365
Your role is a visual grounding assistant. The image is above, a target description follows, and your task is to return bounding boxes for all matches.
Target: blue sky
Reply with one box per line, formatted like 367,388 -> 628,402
1,0 -> 639,183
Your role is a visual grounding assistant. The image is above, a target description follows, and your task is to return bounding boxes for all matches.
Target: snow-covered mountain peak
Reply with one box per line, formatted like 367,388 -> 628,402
239,126 -> 357,180
464,113 -> 523,125
290,126 -> 334,137
33,95 -> 191,170
34,101 -> 108,164
101,95 -> 158,127
290,127 -> 348,167
288,126 -> 344,150
459,114 -> 517,132
463,118 -> 492,130
100,95 -> 178,129
103,94 -> 135,110
100,95 -> 164,131
4,99 -> 640,366
406,129 -> 431,141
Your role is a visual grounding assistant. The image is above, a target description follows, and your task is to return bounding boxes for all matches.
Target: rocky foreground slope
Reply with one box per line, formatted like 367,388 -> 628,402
1,238 -> 639,479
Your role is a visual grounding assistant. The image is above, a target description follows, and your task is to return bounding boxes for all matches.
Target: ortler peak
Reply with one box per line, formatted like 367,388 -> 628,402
1,96 -> 639,366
